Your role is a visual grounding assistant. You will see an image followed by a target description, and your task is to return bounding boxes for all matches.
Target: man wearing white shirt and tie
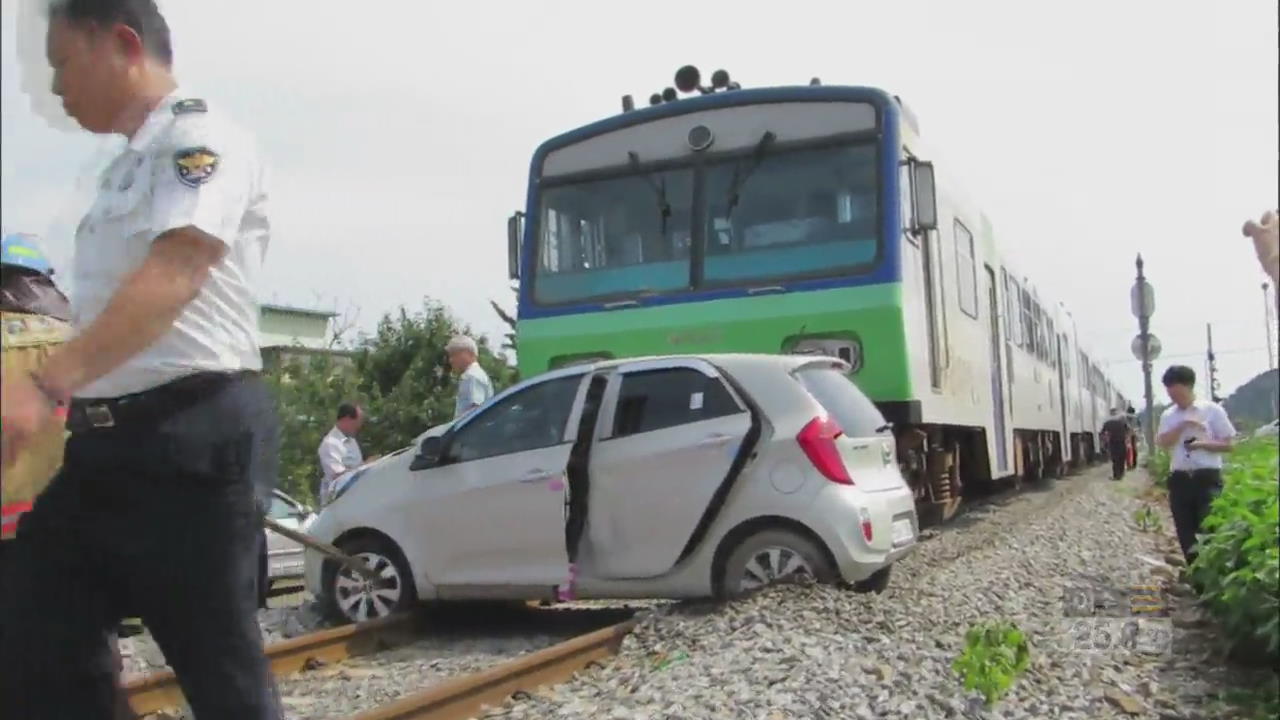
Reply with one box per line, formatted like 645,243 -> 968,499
318,403 -> 367,504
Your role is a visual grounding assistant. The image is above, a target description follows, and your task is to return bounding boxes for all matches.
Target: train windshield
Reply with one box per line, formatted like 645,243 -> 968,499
531,141 -> 879,306
702,142 -> 878,287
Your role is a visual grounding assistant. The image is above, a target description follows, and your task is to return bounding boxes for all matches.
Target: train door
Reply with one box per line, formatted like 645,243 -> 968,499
1056,332 -> 1070,464
902,158 -> 945,390
984,266 -> 1009,473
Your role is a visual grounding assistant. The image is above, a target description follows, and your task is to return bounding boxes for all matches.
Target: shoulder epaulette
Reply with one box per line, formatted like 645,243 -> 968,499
172,98 -> 208,116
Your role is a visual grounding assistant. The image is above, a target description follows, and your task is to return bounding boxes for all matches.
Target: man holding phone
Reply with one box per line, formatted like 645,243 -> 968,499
1155,365 -> 1236,565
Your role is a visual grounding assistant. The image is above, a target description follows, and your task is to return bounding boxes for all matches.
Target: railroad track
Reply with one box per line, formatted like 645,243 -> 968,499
125,603 -> 641,720
127,466 -> 1109,719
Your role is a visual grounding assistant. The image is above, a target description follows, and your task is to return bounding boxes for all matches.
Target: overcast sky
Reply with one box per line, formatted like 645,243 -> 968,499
2,0 -> 1276,404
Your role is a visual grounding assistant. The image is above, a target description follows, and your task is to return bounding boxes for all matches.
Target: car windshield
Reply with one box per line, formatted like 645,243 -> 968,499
531,141 -> 878,306
268,494 -> 297,519
793,366 -> 890,437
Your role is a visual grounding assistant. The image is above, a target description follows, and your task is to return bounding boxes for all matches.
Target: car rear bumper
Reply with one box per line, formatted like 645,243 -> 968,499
806,483 -> 918,582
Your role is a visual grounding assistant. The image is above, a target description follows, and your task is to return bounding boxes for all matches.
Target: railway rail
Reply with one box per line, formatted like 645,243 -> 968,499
125,604 -> 640,720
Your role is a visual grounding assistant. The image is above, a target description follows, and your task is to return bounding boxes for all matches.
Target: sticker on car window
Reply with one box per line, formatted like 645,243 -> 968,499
690,392 -> 704,410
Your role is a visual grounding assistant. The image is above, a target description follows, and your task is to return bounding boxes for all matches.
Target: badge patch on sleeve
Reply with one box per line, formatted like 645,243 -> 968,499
171,98 -> 208,115
174,147 -> 220,187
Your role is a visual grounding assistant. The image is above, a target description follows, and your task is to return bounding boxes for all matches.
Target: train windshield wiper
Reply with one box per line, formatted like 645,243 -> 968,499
724,130 -> 776,218
627,151 -> 671,236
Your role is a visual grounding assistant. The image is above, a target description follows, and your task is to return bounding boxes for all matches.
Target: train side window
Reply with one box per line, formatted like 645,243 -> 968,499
899,158 -> 917,244
1020,289 -> 1034,354
954,219 -> 978,319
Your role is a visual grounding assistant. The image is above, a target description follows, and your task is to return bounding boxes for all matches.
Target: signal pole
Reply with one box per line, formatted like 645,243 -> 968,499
1132,255 -> 1157,457
1206,323 -> 1222,403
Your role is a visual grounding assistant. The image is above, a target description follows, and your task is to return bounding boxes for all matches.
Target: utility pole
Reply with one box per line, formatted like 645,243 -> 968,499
1206,324 -> 1222,403
1265,282 -> 1276,372
1265,282 -> 1277,420
1131,255 -> 1158,458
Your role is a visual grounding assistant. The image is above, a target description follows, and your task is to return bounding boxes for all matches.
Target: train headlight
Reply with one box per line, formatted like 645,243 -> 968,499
687,125 -> 714,152
789,337 -> 864,374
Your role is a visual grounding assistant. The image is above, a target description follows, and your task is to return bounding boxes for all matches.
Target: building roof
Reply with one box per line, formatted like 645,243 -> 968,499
260,303 -> 338,319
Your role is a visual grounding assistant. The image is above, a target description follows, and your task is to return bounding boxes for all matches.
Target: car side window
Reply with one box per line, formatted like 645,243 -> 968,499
268,495 -> 295,519
447,375 -> 583,463
611,367 -> 742,438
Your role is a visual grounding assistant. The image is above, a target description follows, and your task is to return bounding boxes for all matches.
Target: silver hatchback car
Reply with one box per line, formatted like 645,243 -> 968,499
305,354 -> 918,623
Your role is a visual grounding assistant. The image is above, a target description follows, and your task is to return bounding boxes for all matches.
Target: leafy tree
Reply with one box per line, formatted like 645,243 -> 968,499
490,282 -> 518,356
265,297 -> 516,506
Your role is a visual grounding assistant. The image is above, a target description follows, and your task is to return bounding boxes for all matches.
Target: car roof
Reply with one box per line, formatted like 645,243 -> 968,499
575,352 -> 849,375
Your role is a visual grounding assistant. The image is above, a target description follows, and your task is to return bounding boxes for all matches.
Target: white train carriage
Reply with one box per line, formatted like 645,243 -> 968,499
894,107 -> 1123,506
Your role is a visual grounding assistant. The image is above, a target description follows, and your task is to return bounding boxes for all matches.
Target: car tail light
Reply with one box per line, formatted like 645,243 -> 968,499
796,415 -> 852,485
857,507 -> 873,542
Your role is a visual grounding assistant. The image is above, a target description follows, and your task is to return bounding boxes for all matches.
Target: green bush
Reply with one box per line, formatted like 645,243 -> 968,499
1148,447 -> 1170,488
951,620 -> 1031,706
1189,435 -> 1280,664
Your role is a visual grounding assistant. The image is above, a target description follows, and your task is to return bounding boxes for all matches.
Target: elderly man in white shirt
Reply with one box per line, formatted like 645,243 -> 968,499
1155,365 -> 1236,566
318,403 -> 367,504
447,335 -> 494,418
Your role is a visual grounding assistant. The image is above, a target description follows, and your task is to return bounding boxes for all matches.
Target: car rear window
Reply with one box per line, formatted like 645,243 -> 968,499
793,366 -> 890,437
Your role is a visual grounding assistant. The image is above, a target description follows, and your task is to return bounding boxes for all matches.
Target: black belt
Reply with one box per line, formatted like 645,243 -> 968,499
67,370 -> 257,433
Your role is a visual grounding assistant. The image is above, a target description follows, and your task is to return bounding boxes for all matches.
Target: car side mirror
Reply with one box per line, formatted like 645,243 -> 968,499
911,161 -> 938,232
507,211 -> 524,280
410,435 -> 444,471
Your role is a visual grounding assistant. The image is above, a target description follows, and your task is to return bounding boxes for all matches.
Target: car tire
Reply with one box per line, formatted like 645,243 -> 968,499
852,565 -> 892,594
320,536 -> 417,625
719,528 -> 836,600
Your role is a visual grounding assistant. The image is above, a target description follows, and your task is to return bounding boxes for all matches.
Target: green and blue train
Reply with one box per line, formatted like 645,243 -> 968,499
505,66 -> 1127,517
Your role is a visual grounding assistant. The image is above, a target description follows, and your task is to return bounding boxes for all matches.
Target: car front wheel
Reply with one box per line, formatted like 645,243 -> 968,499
320,536 -> 416,624
719,528 -> 836,599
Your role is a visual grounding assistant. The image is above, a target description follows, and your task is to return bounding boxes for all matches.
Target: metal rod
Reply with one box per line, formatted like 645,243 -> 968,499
262,516 -> 383,583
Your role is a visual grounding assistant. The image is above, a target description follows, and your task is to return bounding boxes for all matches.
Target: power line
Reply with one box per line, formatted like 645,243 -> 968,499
1101,346 -> 1268,365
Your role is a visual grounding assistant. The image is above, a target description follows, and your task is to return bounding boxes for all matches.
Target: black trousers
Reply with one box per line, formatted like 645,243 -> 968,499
1167,468 -> 1224,564
0,373 -> 282,720
1108,443 -> 1127,480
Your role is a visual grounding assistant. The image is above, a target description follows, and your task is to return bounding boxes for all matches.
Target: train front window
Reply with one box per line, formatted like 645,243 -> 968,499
533,170 -> 694,305
702,143 -> 879,286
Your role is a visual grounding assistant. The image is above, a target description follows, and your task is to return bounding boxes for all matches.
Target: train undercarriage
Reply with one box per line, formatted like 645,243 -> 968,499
893,424 -> 1100,526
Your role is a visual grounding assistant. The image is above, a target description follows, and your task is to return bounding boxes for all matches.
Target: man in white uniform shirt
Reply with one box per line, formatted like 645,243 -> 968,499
0,2 -> 281,717
319,403 -> 366,504
1155,365 -> 1236,566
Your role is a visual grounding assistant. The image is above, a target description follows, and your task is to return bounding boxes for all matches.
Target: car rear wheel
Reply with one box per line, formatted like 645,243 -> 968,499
852,565 -> 892,594
320,537 -> 416,624
720,529 -> 835,599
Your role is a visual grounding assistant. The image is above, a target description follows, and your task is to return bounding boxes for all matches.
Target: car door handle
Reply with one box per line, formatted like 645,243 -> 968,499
519,469 -> 556,483
697,433 -> 735,447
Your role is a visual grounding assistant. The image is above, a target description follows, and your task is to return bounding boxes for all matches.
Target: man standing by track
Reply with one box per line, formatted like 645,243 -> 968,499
0,2 -> 282,717
1155,365 -> 1235,566
1100,408 -> 1133,482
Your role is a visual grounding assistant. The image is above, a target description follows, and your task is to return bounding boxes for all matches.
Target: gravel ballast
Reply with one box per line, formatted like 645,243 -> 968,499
478,465 -> 1274,720
127,464 -> 1274,719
